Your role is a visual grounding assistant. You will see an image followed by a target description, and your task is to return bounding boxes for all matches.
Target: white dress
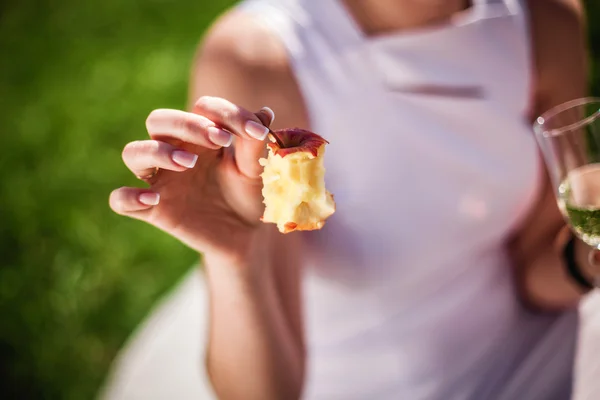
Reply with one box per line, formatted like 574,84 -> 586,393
101,0 -> 588,399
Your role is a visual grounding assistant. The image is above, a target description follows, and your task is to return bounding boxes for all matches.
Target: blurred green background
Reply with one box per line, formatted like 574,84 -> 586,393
0,0 -> 236,398
0,1 -> 599,399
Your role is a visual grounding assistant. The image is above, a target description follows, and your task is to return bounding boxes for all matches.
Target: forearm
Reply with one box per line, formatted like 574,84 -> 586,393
204,238 -> 304,400
516,227 -> 593,312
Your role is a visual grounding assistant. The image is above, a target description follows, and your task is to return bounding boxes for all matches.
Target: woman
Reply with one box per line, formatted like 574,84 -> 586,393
104,0 -> 592,399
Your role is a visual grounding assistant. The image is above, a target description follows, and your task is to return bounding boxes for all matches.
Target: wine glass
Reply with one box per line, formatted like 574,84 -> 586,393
534,97 -> 600,279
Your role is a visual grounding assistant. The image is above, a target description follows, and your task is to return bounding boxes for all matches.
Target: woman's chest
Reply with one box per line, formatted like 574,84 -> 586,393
303,93 -> 541,280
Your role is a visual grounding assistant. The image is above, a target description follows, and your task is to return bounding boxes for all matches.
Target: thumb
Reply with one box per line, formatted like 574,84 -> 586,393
234,106 -> 275,178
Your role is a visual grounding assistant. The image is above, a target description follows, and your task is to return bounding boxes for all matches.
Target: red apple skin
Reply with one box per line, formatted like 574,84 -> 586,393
267,128 -> 329,158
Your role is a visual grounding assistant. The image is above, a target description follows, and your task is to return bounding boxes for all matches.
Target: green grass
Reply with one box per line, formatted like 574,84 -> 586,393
0,1 -> 234,398
0,1 -> 599,399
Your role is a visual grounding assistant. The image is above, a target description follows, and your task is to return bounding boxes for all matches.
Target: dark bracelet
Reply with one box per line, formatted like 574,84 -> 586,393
563,234 -> 595,291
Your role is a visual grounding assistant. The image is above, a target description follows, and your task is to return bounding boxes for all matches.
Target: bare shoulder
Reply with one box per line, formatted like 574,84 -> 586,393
528,0 -> 588,114
189,8 -> 309,129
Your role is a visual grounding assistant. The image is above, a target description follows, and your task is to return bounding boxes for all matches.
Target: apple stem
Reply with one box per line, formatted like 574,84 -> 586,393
268,129 -> 286,148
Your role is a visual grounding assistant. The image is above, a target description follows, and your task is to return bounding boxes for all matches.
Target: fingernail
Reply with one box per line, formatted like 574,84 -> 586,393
245,120 -> 269,140
260,106 -> 275,123
139,192 -> 160,206
208,127 -> 233,147
172,150 -> 198,168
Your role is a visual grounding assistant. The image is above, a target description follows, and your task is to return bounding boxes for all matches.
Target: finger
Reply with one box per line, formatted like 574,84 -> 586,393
231,106 -> 276,178
193,96 -> 271,141
146,109 -> 234,149
256,106 -> 275,128
122,140 -> 198,179
590,248 -> 600,266
109,187 -> 160,216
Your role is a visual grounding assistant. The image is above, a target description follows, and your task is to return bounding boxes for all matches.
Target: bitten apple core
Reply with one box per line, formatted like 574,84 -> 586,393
259,128 -> 336,233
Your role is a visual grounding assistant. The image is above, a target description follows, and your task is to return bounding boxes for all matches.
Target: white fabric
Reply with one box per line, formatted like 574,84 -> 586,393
99,268 -> 216,400
573,292 -> 600,400
100,1 -> 596,399
239,0 -> 580,398
238,0 -> 576,399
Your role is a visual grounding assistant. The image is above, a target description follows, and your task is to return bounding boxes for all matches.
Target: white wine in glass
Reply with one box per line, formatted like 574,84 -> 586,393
535,97 -> 600,272
557,164 -> 600,248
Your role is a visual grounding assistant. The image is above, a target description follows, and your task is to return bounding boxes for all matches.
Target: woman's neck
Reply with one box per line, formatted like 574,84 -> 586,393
342,0 -> 472,36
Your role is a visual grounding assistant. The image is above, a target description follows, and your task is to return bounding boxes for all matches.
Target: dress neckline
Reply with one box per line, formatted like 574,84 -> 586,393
325,0 -> 510,47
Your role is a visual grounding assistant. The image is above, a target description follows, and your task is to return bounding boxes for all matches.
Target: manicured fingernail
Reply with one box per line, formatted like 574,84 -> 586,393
208,127 -> 233,147
260,106 -> 275,123
245,120 -> 269,140
172,150 -> 198,168
139,192 -> 160,206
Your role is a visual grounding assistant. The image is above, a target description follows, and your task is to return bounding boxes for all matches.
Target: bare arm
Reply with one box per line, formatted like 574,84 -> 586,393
510,0 -> 592,311
189,10 -> 308,399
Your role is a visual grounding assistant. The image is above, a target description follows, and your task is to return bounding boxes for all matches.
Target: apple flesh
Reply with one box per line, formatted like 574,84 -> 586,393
259,128 -> 336,233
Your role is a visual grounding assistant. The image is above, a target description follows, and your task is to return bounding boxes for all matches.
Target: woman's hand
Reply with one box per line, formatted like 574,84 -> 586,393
109,96 -> 275,264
